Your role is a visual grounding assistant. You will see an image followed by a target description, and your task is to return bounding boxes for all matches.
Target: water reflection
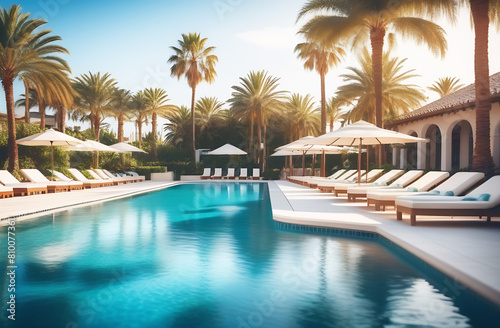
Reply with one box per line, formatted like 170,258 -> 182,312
0,183 -> 498,328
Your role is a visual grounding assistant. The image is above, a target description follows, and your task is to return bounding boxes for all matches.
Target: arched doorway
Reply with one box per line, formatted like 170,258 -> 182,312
406,132 -> 418,169
451,120 -> 473,171
425,125 -> 442,170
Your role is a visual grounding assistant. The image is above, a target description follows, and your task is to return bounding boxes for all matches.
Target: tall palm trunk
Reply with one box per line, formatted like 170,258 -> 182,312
190,86 -> 197,160
329,115 -> 334,132
138,121 -> 143,148
152,111 -> 158,161
23,80 -> 30,123
118,114 -> 124,142
250,115 -> 255,162
93,114 -> 100,168
320,70 -> 327,134
371,26 -> 386,167
257,114 -> 262,166
38,97 -> 46,129
2,77 -> 19,171
58,106 -> 66,133
263,124 -> 267,172
471,0 -> 495,176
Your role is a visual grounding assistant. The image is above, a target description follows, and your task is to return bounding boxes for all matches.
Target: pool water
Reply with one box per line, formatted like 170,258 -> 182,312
1,183 -> 499,328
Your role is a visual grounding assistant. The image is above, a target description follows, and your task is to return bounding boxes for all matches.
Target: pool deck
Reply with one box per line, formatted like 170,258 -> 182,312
0,180 -> 499,307
267,180 -> 500,307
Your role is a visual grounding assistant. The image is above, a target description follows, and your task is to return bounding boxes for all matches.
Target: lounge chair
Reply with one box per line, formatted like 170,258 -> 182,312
366,171 -> 450,211
317,170 -> 366,193
0,170 -> 47,196
0,186 -> 13,199
102,169 -> 144,183
201,168 -> 211,180
252,168 -> 261,180
67,169 -> 108,189
223,168 -> 236,180
122,171 -> 146,181
85,170 -> 115,187
325,169 -> 385,196
347,170 -> 423,201
288,169 -> 347,187
20,169 -> 84,192
211,168 -> 223,179
396,175 -> 500,226
239,168 -> 248,180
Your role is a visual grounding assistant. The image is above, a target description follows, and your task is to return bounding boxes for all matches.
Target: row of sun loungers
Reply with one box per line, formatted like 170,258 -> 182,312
201,168 -> 261,180
288,168 -> 500,226
0,168 -> 145,197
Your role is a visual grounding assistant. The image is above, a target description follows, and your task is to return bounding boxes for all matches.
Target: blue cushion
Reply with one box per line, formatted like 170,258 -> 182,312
478,193 -> 491,201
407,187 -> 418,192
443,191 -> 455,196
429,190 -> 440,195
463,196 -> 478,201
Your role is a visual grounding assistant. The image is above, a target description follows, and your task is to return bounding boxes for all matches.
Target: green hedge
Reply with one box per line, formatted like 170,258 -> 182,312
263,168 -> 281,180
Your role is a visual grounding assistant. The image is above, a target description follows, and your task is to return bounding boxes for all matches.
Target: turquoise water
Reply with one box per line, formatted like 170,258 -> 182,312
1,182 -> 499,328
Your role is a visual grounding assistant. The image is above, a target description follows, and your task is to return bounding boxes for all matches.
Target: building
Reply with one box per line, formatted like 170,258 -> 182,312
387,72 -> 500,173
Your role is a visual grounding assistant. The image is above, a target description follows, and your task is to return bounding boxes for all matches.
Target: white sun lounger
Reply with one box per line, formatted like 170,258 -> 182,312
86,170 -> 115,186
211,168 -> 223,179
396,175 -> 500,226
239,168 -> 248,180
92,169 -> 129,185
67,169 -> 108,189
20,169 -> 83,192
201,168 -> 211,180
252,168 -> 261,180
223,168 -> 236,180
325,169 -> 386,196
101,169 -> 143,183
0,170 -> 48,196
367,171 -> 450,211
347,170 -> 423,201
288,169 -> 347,186
317,170 -> 366,192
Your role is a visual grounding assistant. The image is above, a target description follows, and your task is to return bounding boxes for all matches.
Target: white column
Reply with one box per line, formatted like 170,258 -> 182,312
400,148 -> 407,169
441,131 -> 452,172
392,147 -> 398,166
417,142 -> 426,170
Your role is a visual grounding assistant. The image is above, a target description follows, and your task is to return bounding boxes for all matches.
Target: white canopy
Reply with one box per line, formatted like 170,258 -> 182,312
275,136 -> 315,151
311,120 -> 427,146
16,128 -> 82,147
205,144 -> 247,155
67,140 -> 121,152
109,142 -> 146,153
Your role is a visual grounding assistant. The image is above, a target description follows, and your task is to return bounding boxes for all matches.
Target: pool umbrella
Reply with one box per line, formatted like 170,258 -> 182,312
275,137 -> 316,176
308,120 -> 427,184
16,129 -> 82,176
284,144 -> 346,176
67,140 -> 122,152
109,142 -> 146,153
205,143 -> 247,155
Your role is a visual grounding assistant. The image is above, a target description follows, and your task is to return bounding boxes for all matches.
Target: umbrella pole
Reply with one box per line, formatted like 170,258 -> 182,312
366,145 -> 369,184
321,150 -> 325,177
358,139 -> 362,186
50,141 -> 54,178
312,154 -> 316,176
302,151 -> 306,176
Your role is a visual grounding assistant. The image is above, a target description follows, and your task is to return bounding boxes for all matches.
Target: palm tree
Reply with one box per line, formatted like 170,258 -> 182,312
130,91 -> 148,149
168,33 -> 218,159
467,0 -> 499,175
294,41 -> 345,134
337,49 -> 426,123
163,105 -> 191,147
298,0 -> 449,165
143,88 -> 174,161
282,93 -> 320,141
0,5 -> 71,171
195,96 -> 225,130
72,72 -> 117,167
326,96 -> 347,132
428,77 -> 464,98
228,70 -> 287,166
110,88 -> 132,143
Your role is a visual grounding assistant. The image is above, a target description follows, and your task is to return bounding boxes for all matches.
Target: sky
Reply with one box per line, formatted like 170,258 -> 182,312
1,0 -> 500,141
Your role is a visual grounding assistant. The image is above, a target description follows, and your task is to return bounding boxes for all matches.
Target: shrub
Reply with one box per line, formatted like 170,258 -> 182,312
263,168 -> 281,180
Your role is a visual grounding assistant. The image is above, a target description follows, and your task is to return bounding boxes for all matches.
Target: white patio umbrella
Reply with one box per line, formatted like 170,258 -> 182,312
205,144 -> 247,155
16,129 -> 82,175
109,142 -> 146,153
284,144 -> 347,176
309,120 -> 427,184
67,140 -> 122,152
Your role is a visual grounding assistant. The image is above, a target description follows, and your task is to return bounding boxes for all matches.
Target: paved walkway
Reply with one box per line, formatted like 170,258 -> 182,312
0,181 -> 178,221
267,180 -> 500,306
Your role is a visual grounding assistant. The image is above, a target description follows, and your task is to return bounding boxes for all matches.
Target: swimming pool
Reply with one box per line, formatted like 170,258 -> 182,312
1,182 -> 499,327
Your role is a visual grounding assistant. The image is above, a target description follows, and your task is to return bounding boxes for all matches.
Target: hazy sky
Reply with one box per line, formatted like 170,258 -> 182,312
1,0 -> 500,140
